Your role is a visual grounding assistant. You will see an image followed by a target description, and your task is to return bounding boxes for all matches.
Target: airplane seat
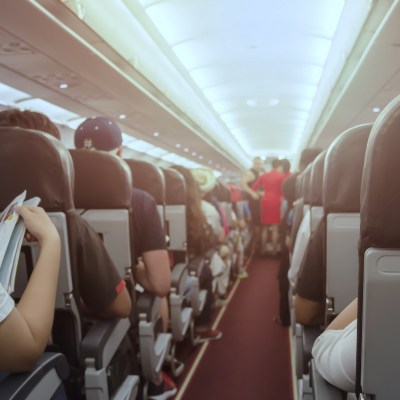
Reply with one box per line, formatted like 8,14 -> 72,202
162,168 -> 193,375
70,149 -> 133,283
124,158 -> 166,229
0,127 -> 139,400
356,95 -> 400,399
309,151 -> 326,232
0,353 -> 70,400
324,124 -> 372,321
302,163 -> 313,216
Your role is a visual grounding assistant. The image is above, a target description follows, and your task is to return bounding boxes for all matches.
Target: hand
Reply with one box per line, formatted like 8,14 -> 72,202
16,206 -> 59,246
250,191 -> 259,200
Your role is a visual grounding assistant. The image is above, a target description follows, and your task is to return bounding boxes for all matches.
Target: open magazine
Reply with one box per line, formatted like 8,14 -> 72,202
0,191 -> 40,294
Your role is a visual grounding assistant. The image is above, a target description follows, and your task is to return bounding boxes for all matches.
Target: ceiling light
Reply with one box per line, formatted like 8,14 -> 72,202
175,143 -> 181,148
119,114 -> 127,119
208,161 -> 213,165
199,155 -> 203,160
153,131 -> 160,137
372,107 -> 381,113
192,151 -> 196,156
184,148 -> 189,152
59,83 -> 69,89
246,98 -> 280,108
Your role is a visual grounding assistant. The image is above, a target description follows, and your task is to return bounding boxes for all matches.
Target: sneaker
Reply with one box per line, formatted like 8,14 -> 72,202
195,328 -> 223,342
148,372 -> 177,400
237,270 -> 249,279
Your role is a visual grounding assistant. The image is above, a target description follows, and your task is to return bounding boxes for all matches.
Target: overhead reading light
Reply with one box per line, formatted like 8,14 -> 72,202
119,114 -> 127,119
184,147 -> 189,152
153,131 -> 160,137
175,143 -> 181,148
192,151 -> 196,156
59,83 -> 69,89
372,107 -> 381,113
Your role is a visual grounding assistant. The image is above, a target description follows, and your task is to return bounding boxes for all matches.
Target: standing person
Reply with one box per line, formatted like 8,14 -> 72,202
74,117 -> 176,400
252,158 -> 285,257
240,157 -> 265,256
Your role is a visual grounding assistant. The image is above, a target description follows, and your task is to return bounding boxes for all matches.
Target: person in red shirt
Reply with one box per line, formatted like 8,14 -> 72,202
251,158 -> 286,257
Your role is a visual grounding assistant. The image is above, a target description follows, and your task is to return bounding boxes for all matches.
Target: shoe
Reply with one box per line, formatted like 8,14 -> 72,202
148,372 -> 177,400
213,298 -> 228,308
237,270 -> 249,279
195,328 -> 223,341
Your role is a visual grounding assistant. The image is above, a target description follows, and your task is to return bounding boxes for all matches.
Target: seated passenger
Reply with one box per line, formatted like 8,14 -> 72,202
74,117 -> 176,400
171,165 -> 222,340
0,206 -> 60,372
191,168 -> 232,299
0,109 -> 131,319
294,219 -> 325,326
312,298 -> 357,392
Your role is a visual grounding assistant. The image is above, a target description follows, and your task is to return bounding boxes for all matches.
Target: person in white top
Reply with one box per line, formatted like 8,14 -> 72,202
0,206 -> 61,372
312,298 -> 358,392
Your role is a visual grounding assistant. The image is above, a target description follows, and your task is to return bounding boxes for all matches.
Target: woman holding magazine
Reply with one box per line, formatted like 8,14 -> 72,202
0,205 -> 60,372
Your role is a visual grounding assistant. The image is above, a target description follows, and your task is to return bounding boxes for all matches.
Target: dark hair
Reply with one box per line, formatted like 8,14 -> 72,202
280,158 -> 291,173
0,109 -> 61,139
171,165 -> 217,256
271,158 -> 280,168
299,147 -> 322,171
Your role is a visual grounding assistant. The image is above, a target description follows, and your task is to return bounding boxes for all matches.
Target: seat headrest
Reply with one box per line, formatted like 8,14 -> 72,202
0,127 -> 74,212
360,95 -> 400,252
295,172 -> 303,200
310,150 -> 327,206
323,124 -> 372,214
70,150 -> 132,209
302,164 -> 313,204
124,159 -> 165,205
163,168 -> 186,205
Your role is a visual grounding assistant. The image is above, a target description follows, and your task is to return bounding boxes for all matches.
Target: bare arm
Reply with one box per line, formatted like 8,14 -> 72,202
136,250 -> 171,297
240,171 -> 259,200
326,298 -> 357,330
0,206 -> 60,372
101,286 -> 131,318
295,295 -> 325,326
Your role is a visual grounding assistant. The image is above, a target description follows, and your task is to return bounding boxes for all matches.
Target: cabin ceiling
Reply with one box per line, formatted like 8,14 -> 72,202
0,0 -> 399,173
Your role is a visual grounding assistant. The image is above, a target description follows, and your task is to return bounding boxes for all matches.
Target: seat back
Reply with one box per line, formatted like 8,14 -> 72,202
162,168 -> 187,256
71,150 -> 133,280
0,127 -> 82,365
309,151 -> 326,232
324,124 -> 371,315
124,158 -> 166,228
357,95 -> 400,398
302,163 -> 313,217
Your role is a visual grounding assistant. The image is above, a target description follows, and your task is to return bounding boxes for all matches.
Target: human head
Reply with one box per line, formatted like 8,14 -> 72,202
252,157 -> 264,172
191,167 -> 217,197
74,116 -> 122,156
0,108 -> 61,139
280,158 -> 291,173
299,147 -> 322,172
271,158 -> 280,169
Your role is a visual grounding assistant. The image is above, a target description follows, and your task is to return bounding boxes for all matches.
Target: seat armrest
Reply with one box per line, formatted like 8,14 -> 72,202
135,291 -> 161,323
0,352 -> 69,400
302,326 -> 323,373
171,263 -> 188,294
81,318 -> 130,369
187,257 -> 204,277
310,359 -> 347,400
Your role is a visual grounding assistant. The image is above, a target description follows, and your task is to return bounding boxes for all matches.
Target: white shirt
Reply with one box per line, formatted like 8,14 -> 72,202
288,209 -> 311,287
0,283 -> 14,323
312,319 -> 357,393
201,200 -> 223,237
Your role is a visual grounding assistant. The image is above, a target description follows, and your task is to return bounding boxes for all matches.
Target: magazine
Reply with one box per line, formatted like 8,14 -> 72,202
0,191 -> 41,294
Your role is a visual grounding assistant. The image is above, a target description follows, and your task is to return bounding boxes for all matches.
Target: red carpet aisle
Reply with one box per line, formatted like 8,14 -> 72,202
179,257 -> 293,400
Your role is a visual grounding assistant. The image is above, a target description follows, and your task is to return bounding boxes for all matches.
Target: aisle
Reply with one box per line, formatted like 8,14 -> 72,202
177,257 -> 293,400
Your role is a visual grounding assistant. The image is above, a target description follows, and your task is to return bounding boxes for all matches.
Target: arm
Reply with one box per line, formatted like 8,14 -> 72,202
240,171 -> 259,200
326,298 -> 357,330
101,285 -> 131,318
295,295 -> 325,326
135,251 -> 171,297
0,206 -> 60,372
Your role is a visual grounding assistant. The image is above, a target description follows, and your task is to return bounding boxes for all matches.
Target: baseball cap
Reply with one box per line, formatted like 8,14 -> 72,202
74,117 -> 122,151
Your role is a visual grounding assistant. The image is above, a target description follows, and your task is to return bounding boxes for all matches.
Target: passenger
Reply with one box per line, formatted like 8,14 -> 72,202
191,168 -> 232,300
275,149 -> 320,326
240,157 -> 264,255
0,109 -> 131,319
0,206 -> 60,372
74,117 -> 176,399
312,298 -> 357,392
171,165 -> 222,340
251,158 -> 286,257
